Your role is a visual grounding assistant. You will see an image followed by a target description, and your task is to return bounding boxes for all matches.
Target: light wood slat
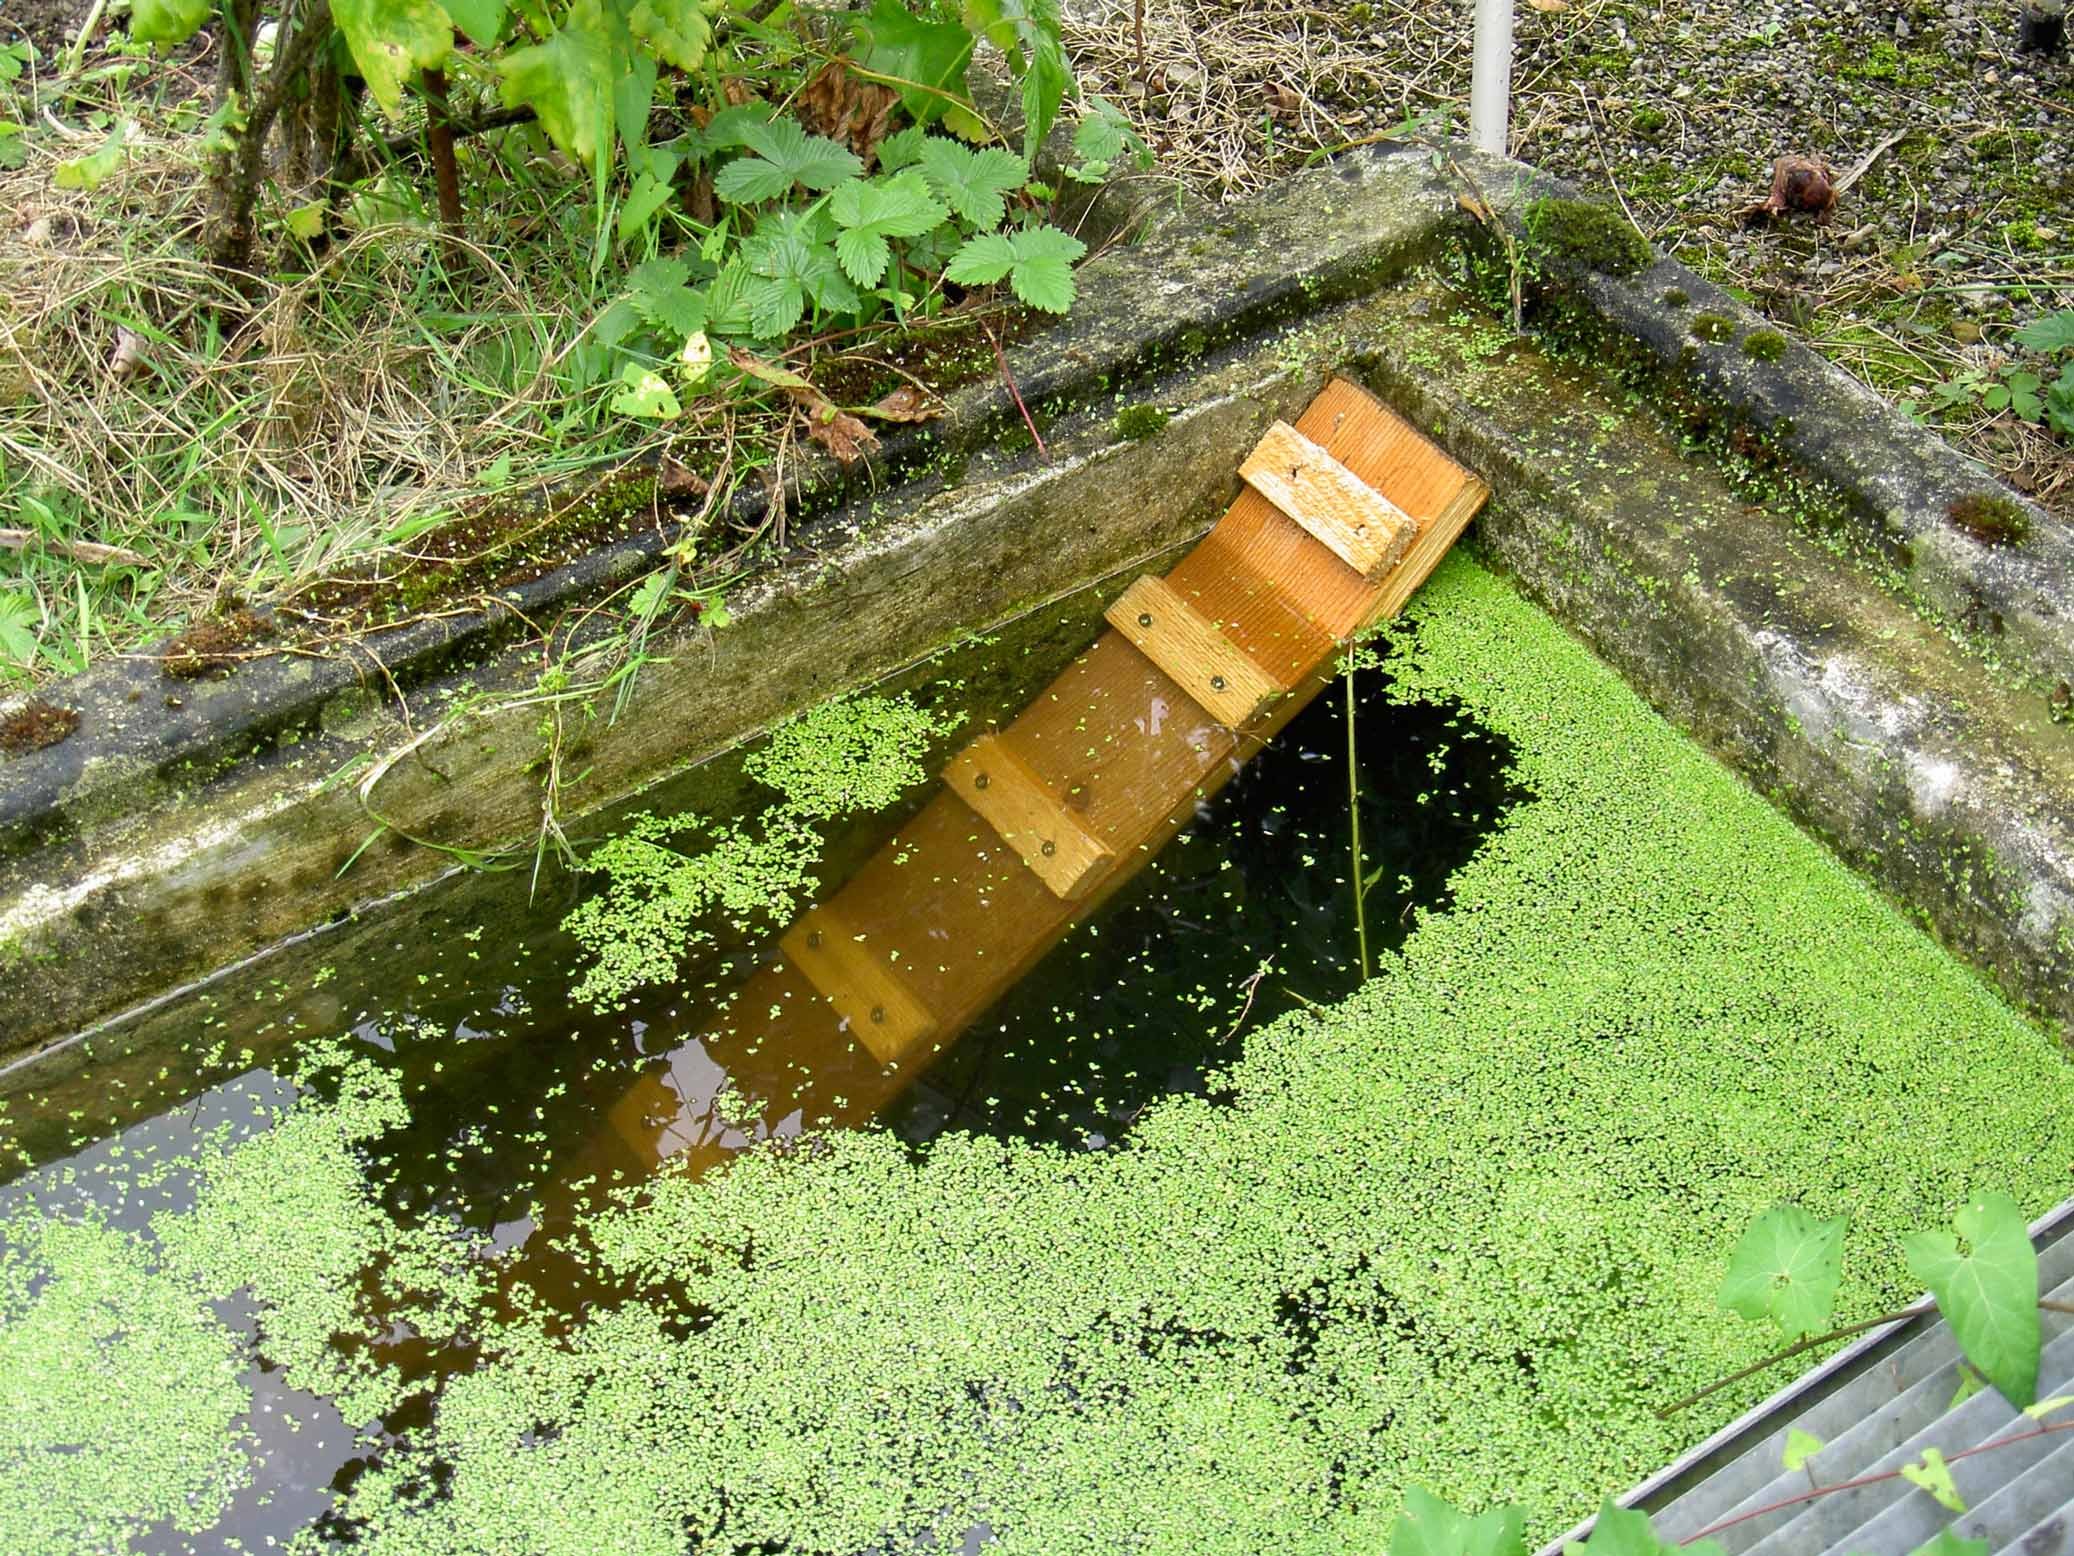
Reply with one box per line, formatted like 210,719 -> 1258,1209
943,734 -> 1116,900
779,902 -> 938,1065
1240,419 -> 1418,581
1105,575 -> 1285,729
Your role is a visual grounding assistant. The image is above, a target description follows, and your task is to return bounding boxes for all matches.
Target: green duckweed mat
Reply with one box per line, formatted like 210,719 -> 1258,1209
5,553 -> 2071,1555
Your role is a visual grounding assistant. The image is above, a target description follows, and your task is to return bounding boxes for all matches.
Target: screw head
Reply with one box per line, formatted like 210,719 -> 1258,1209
1211,675 -> 1228,691
807,930 -> 822,948
974,772 -> 991,790
870,1005 -> 886,1024
1041,839 -> 1057,857
1137,612 -> 1154,628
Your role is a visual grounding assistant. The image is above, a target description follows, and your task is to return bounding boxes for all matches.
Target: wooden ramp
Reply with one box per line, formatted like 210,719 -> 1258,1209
604,378 -> 1487,1173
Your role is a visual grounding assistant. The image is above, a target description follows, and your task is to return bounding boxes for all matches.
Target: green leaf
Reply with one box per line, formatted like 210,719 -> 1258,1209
439,0 -> 506,46
617,166 -> 680,244
625,259 -> 706,338
1717,1202 -> 1848,1338
1781,1427 -> 1823,1472
53,122 -> 129,190
2014,311 -> 2074,356
876,125 -> 928,172
1388,1486 -> 1526,1556
0,591 -> 39,668
948,223 -> 1085,311
1948,1363 -> 1987,1410
1563,1500 -> 1728,1556
129,0 -> 211,46
713,117 -> 863,204
1019,28 -> 1069,165
499,0 -> 617,169
917,136 -> 1026,229
1909,1531 -> 1988,1556
611,363 -> 682,419
2025,1393 -> 2074,1420
1903,1191 -> 2040,1407
1066,95 -> 1145,182
284,201 -> 328,240
856,0 -> 974,126
829,170 -> 948,287
628,0 -> 713,73
1899,1447 -> 1966,1514
333,0 -> 455,114
738,209 -> 857,336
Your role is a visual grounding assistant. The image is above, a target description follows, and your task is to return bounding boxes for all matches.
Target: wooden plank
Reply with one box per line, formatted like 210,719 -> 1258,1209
1105,575 -> 1284,730
780,902 -> 938,1065
943,734 -> 1116,899
1240,419 -> 1418,581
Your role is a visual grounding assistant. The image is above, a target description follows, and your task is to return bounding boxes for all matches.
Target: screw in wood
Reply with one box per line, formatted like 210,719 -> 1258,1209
974,772 -> 991,790
871,1005 -> 886,1024
807,930 -> 822,948
1211,675 -> 1228,690
1041,840 -> 1057,857
1138,612 -> 1154,627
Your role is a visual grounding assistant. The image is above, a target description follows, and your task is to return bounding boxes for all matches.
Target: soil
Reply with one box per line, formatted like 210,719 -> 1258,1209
2,0 -> 91,63
0,697 -> 79,754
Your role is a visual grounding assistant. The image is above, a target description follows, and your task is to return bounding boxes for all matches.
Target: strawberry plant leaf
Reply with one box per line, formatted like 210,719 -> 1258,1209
830,170 -> 948,286
334,0 -> 456,114
0,591 -> 38,668
52,122 -> 129,190
1388,1486 -> 1526,1556
2014,311 -> 2074,356
1718,1202 -> 1848,1338
946,225 -> 1084,311
917,137 -> 1026,229
129,0 -> 212,46
739,209 -> 857,337
1899,1447 -> 1966,1513
876,125 -> 928,172
714,116 -> 863,204
943,231 -> 1016,286
1904,1191 -> 2040,1407
856,0 -> 974,126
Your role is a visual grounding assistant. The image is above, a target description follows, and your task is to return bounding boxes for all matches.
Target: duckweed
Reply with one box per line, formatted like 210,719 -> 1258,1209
317,558 -> 2074,1553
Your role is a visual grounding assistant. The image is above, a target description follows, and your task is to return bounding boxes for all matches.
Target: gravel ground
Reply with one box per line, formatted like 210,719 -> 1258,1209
1068,0 -> 2074,512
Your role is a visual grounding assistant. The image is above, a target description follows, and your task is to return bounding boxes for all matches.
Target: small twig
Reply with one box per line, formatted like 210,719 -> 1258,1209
0,528 -> 147,567
981,317 -> 1048,462
1219,961 -> 1273,1044
1132,0 -> 1148,82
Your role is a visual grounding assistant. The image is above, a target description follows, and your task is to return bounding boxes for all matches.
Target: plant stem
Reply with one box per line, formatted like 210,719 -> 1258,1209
982,318 -> 1047,462
1346,664 -> 1371,983
422,66 -> 465,241
1655,1307 -> 1923,1418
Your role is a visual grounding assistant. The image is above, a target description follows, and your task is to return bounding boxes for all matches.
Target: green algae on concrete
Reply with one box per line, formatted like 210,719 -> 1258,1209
313,556 -> 2074,1555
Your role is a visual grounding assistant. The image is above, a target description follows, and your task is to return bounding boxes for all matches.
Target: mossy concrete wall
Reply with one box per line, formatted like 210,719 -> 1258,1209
3,140 -> 2071,1055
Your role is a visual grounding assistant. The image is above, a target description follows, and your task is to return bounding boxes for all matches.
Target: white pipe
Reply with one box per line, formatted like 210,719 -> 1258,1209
1470,0 -> 1516,155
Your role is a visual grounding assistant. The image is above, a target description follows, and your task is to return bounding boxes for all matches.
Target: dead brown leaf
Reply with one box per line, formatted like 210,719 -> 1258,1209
659,455 -> 710,496
797,59 -> 898,164
803,402 -> 881,465
862,383 -> 941,422
1742,155 -> 1837,225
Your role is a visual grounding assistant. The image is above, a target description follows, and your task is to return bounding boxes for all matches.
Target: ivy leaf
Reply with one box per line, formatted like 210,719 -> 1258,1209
1903,1191 -> 2040,1407
499,0 -> 617,169
1909,1532 -> 1988,1556
129,0 -> 211,46
1563,1500 -> 1728,1556
739,210 -> 858,337
2014,311 -> 2074,356
1388,1486 -> 1526,1556
628,0 -> 713,71
713,117 -> 863,204
1899,1447 -> 1966,1514
829,171 -> 948,287
856,0 -> 973,126
439,0 -> 506,47
1781,1427 -> 1823,1472
1717,1202 -> 1848,1338
945,224 -> 1085,312
334,0 -> 455,114
611,363 -> 682,419
917,137 -> 1026,229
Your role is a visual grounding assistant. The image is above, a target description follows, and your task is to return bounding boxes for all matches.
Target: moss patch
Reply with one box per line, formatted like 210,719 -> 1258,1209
1947,492 -> 2032,547
1690,313 -> 1737,344
158,608 -> 272,679
0,699 -> 79,755
1110,403 -> 1173,442
1523,197 -> 1653,278
318,557 -> 2074,1554
1740,328 -> 1790,363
